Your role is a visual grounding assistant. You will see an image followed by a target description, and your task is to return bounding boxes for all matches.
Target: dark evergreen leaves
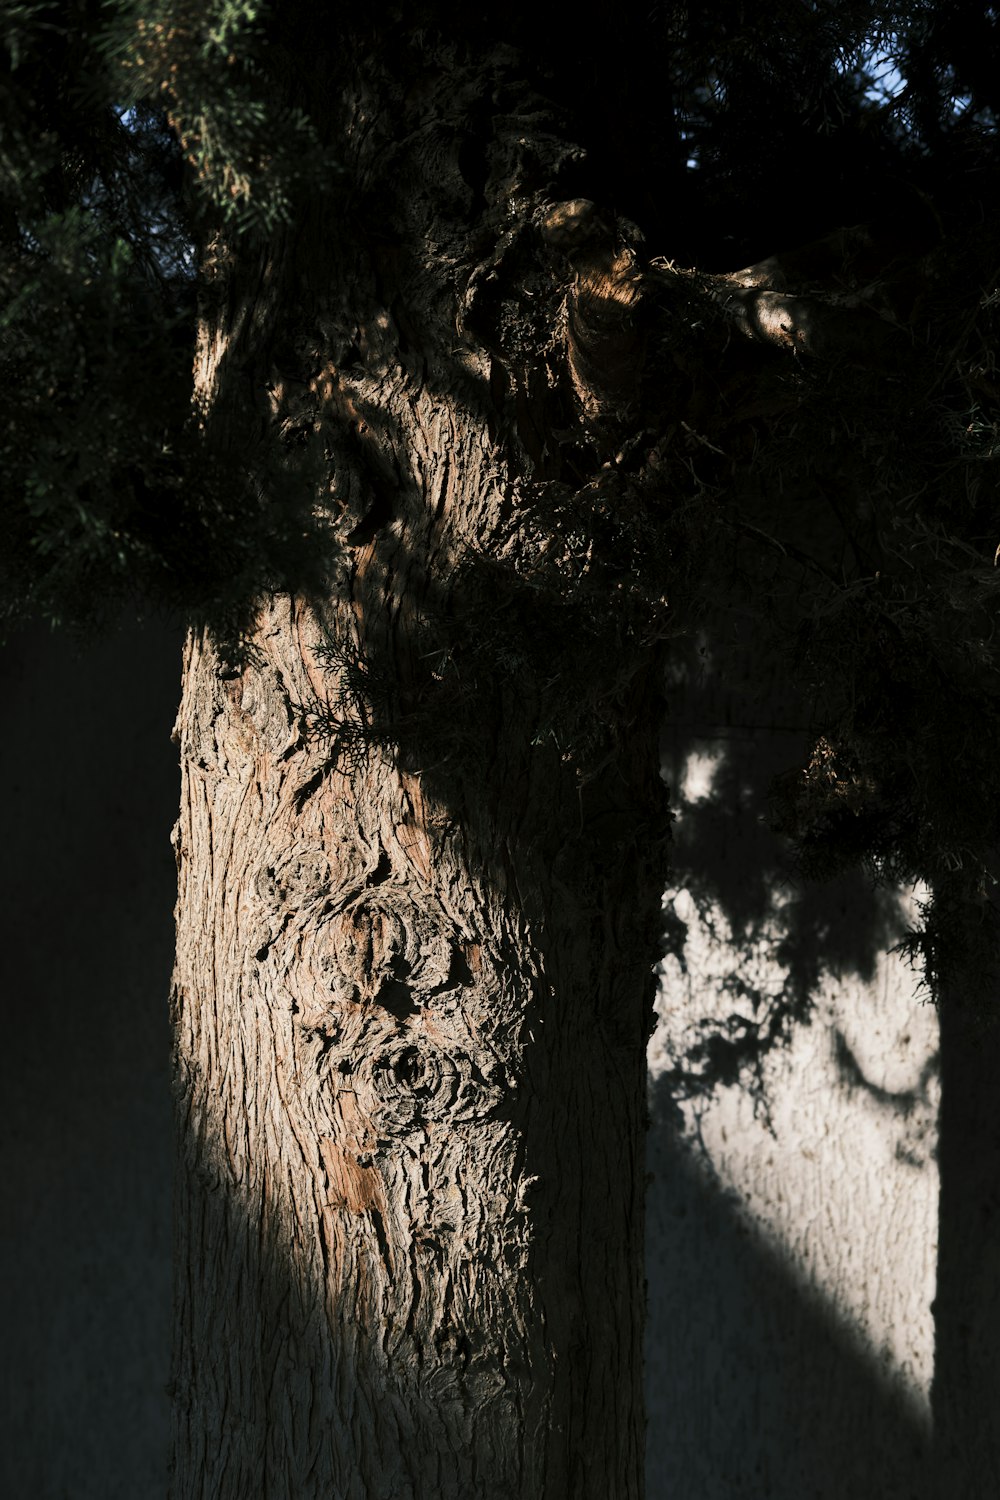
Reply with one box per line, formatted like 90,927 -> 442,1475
0,0 -> 337,640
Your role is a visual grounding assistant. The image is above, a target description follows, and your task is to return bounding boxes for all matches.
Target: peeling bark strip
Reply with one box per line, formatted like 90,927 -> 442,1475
170,26 -> 668,1500
542,199 -> 647,424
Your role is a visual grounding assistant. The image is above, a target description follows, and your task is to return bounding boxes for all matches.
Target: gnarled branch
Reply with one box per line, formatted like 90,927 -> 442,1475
542,198 -> 646,426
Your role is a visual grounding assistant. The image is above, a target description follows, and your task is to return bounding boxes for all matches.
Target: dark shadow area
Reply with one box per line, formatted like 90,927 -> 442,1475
932,997 -> 1000,1498
0,616 -> 182,1500
645,1072 -> 934,1500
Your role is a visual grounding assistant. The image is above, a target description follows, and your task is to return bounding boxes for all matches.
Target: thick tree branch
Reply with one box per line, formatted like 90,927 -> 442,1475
704,279 -> 901,362
547,207 -> 917,436
698,221 -> 927,363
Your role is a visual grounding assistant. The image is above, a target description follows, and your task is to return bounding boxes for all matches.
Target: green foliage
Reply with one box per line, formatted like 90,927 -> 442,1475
895,880 -> 1000,1010
0,0 -> 338,642
0,203 -> 183,625
102,0 -> 340,233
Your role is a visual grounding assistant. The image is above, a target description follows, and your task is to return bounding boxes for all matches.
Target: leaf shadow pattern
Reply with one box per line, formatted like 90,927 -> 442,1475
647,624 -> 945,1495
656,627 -> 911,1122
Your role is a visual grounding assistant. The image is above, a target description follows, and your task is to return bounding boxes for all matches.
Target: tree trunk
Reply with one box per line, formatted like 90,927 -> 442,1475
169,24 -> 669,1497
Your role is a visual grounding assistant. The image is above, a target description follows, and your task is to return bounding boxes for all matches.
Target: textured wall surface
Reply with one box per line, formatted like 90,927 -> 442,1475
0,619 -> 181,1500
646,722 -> 939,1499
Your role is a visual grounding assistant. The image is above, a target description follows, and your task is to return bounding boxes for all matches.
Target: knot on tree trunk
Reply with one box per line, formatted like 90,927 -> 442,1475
367,1039 -> 507,1131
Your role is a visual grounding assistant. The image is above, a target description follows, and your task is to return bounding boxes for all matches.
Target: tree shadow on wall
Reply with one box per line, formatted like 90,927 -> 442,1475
655,631 -> 1000,1499
649,630 -> 928,1499
644,1084 -> 934,1500
656,629 -> 908,1114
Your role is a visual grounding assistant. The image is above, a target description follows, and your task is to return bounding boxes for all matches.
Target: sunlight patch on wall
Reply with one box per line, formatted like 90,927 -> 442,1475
648,880 -> 939,1418
677,748 -> 726,805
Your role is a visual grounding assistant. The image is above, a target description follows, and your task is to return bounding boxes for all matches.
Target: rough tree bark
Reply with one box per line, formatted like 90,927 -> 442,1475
169,24 -> 669,1499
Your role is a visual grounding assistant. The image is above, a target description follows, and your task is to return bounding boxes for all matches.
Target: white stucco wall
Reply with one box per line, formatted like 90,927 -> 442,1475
645,734 -> 939,1499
